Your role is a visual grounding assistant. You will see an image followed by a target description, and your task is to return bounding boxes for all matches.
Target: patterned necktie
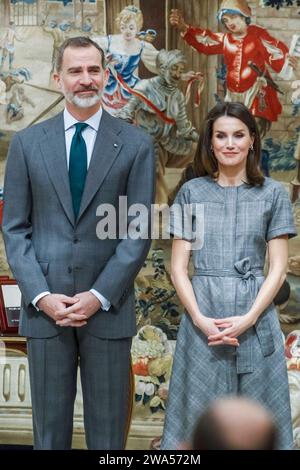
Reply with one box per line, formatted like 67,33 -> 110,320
69,122 -> 88,219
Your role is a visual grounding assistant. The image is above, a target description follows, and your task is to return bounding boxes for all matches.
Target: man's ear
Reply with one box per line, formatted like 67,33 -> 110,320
103,67 -> 110,87
53,72 -> 61,89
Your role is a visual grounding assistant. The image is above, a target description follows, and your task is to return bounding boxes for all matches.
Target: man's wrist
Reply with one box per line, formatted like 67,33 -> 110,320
32,291 -> 51,311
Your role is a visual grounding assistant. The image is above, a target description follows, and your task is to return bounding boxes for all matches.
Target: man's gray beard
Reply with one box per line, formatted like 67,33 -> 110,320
64,90 -> 102,108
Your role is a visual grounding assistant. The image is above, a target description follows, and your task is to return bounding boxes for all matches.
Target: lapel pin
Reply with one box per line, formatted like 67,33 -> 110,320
113,143 -> 118,148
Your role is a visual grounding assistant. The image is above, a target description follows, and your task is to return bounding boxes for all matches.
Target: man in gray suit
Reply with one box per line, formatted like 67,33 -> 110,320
2,37 -> 155,450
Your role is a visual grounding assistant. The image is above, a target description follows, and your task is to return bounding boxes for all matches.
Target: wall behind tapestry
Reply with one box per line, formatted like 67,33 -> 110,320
0,0 -> 299,449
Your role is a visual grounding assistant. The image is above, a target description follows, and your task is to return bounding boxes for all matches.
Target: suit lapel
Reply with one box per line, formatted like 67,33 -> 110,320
39,112 -> 75,226
77,111 -> 123,221
39,110 -> 124,226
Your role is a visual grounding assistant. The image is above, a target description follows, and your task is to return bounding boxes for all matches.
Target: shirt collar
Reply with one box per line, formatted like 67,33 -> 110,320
63,106 -> 103,132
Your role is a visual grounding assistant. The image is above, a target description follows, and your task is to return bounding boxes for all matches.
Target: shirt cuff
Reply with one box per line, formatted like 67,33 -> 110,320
90,289 -> 111,311
32,291 -> 51,311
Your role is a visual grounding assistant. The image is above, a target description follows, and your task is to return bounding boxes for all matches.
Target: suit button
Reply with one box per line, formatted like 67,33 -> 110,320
67,267 -> 72,273
74,237 -> 79,243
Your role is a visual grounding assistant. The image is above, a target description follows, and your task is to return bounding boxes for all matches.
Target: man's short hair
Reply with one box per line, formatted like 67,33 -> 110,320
192,398 -> 278,450
55,36 -> 106,72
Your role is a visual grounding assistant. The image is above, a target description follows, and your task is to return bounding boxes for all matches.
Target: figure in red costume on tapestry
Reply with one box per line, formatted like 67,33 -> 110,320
170,0 -> 291,137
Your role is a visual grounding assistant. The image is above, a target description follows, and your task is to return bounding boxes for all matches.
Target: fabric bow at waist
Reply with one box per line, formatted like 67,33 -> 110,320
193,263 -> 264,279
193,257 -> 275,374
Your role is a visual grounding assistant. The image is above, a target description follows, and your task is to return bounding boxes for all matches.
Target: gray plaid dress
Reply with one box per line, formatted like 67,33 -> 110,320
161,176 -> 297,450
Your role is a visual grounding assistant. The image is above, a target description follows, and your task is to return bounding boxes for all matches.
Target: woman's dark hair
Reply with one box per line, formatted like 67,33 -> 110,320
193,101 -> 265,186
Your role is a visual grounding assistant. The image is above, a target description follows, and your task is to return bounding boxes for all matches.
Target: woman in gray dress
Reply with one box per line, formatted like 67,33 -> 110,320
161,102 -> 297,450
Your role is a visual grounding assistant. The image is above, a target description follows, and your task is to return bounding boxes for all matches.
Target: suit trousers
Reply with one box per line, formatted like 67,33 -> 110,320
27,328 -> 132,450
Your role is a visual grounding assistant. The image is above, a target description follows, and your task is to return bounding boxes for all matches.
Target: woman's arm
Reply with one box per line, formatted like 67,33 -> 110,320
171,239 -> 201,322
245,235 -> 288,322
171,239 -> 239,346
209,236 -> 288,345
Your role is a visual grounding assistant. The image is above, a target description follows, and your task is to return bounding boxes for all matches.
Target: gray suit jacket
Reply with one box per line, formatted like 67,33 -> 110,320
2,110 -> 155,339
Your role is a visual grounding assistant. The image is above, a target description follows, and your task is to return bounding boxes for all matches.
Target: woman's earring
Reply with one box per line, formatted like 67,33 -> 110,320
210,146 -> 214,153
249,144 -> 254,151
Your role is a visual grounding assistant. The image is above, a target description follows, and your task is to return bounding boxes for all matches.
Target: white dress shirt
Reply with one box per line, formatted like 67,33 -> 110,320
32,107 -> 111,311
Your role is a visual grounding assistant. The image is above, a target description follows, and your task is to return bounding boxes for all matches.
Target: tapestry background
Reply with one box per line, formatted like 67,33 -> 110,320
0,0 -> 299,449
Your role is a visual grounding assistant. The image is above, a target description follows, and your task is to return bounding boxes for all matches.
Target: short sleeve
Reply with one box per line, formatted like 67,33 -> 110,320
266,184 -> 297,241
168,184 -> 195,242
